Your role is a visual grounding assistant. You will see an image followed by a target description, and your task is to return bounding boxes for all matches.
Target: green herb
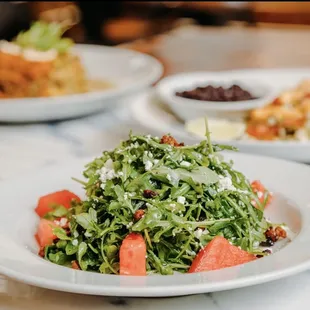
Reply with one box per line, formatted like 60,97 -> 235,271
14,21 -> 73,53
44,133 -> 272,275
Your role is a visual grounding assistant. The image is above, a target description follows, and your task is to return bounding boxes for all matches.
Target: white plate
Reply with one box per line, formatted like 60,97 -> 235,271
0,152 -> 310,297
0,44 -> 163,122
131,70 -> 310,163
156,71 -> 275,121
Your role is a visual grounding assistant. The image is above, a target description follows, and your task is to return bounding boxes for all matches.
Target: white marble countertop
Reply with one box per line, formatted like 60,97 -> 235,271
0,91 -> 309,310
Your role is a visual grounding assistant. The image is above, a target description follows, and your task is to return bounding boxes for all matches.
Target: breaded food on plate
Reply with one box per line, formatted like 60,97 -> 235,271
0,21 -> 87,98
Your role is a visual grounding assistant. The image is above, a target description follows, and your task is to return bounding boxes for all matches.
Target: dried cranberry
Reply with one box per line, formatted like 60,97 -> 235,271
143,190 -> 158,198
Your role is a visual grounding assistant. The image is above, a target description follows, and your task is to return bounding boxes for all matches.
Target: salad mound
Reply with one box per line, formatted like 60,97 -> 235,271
35,131 -> 287,275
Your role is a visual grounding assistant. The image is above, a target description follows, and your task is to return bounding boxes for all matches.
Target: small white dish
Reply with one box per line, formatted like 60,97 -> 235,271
0,149 -> 310,297
0,44 -> 163,123
156,71 -> 275,121
130,88 -> 310,163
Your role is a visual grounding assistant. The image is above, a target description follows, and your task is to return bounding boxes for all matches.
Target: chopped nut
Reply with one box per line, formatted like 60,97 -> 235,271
275,226 -> 287,239
143,189 -> 157,198
160,135 -> 184,147
134,209 -> 145,221
265,227 -> 278,242
264,226 -> 287,243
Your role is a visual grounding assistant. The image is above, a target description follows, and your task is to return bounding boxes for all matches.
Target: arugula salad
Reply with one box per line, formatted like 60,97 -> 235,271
34,129 -> 287,275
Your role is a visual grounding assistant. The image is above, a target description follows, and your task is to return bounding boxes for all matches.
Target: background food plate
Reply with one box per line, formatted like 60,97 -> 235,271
131,68 -> 310,163
0,153 -> 310,297
0,44 -> 163,123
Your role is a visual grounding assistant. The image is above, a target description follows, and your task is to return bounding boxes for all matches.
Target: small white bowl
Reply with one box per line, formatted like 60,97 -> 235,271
156,71 -> 276,121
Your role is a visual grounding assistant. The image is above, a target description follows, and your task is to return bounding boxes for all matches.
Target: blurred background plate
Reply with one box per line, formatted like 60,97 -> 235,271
131,77 -> 310,164
0,44 -> 163,123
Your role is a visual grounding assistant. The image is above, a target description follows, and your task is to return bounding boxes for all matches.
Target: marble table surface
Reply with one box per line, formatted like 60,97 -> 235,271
0,91 -> 309,310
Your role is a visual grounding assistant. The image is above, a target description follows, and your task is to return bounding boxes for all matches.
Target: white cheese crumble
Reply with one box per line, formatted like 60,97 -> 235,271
72,239 -> 78,246
126,222 -> 133,229
59,218 -> 68,227
177,196 -> 186,204
84,231 -> 93,238
145,160 -> 153,171
97,159 -> 122,185
218,176 -> 236,192
73,231 -> 79,238
186,250 -> 196,256
194,228 -> 203,239
98,166 -> 118,182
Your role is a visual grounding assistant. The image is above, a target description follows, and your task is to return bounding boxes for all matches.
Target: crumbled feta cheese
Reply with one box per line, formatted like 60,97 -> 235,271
98,166 -> 118,182
218,176 -> 236,192
72,239 -> 78,246
180,161 -> 191,167
126,222 -> 133,229
194,228 -> 203,239
186,250 -> 196,256
145,160 -> 153,171
84,231 -> 93,238
177,196 -> 186,204
73,231 -> 79,238
59,218 -> 68,227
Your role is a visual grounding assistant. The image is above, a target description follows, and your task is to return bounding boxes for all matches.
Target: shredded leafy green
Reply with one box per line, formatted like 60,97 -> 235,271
44,132 -> 271,275
14,21 -> 73,53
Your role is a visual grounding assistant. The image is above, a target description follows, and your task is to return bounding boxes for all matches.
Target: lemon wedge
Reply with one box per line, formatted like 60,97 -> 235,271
185,117 -> 246,141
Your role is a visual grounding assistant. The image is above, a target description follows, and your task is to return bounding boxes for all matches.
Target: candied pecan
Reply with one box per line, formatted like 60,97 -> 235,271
143,189 -> 158,198
71,260 -> 80,270
134,209 -> 145,221
265,227 -> 278,242
275,226 -> 287,239
160,135 -> 184,147
264,226 -> 287,244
